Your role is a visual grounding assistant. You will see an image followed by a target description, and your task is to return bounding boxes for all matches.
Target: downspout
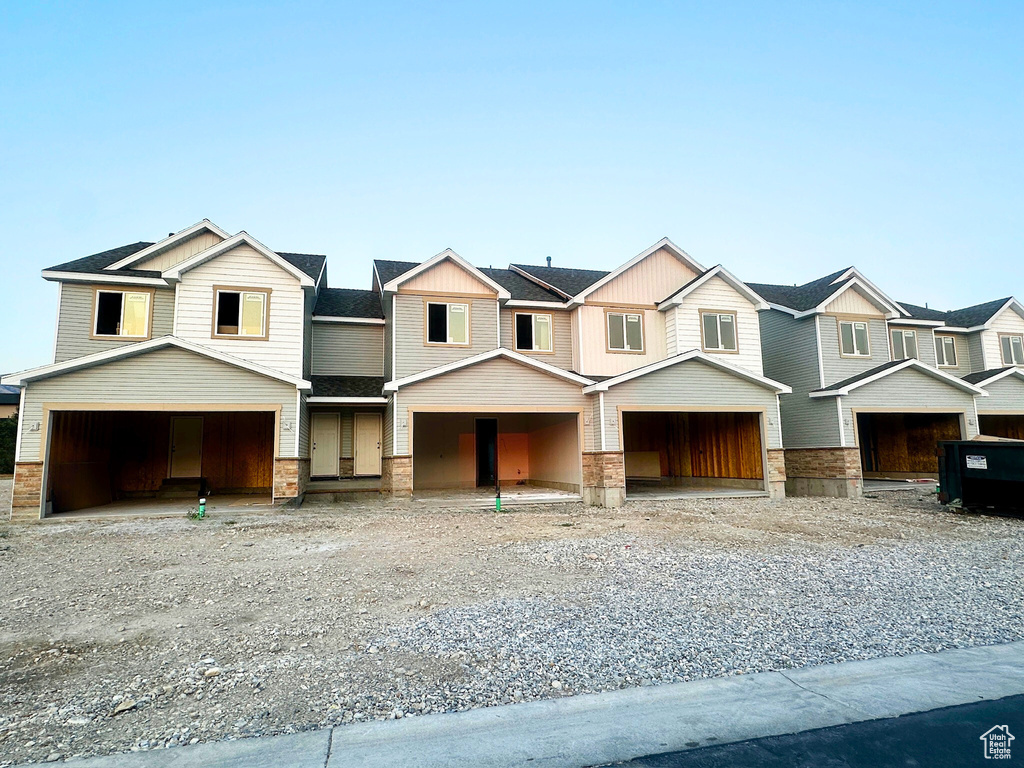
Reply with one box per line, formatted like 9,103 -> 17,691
814,315 -> 825,389
836,396 -> 846,447
598,391 -> 607,451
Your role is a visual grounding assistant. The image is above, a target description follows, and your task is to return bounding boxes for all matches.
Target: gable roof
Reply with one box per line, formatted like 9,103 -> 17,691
657,265 -> 769,310
897,301 -> 950,323
278,252 -> 327,282
962,367 -> 1024,387
896,297 -> 1020,330
509,264 -> 609,298
749,267 -> 904,318
104,219 -> 232,271
162,232 -> 316,286
560,238 -> 705,304
373,259 -> 420,286
582,350 -> 791,394
314,288 -> 384,318
808,358 -> 986,398
378,249 -> 510,299
478,268 -> 565,302
384,348 -> 593,391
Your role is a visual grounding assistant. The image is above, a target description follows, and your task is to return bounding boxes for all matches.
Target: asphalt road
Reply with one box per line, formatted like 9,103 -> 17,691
612,694 -> 1024,767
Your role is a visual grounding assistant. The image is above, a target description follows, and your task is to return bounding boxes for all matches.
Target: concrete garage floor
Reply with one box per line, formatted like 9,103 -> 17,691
626,479 -> 767,501
49,494 -> 276,520
864,479 -> 938,493
411,485 -> 581,508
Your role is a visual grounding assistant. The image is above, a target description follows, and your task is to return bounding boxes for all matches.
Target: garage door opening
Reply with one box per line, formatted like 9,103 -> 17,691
856,412 -> 962,479
412,412 -> 580,497
622,411 -> 766,498
45,410 -> 275,515
979,414 -> 1024,440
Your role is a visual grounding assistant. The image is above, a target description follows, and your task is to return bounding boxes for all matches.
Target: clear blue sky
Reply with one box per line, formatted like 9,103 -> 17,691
1,1 -> 1021,371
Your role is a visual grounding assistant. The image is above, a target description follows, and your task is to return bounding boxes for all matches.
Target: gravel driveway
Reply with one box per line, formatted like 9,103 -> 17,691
1,486 -> 1022,764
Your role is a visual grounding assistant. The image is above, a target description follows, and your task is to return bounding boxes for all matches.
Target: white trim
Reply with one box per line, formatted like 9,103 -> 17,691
172,282 -> 180,336
294,390 -> 302,457
890,318 -> 944,327
598,391 -> 606,451
384,348 -> 594,392
162,232 -> 316,287
51,282 -> 62,364
981,335 -> 989,371
814,315 -> 825,389
381,249 -> 511,300
983,298 -> 1024,329
392,392 -> 399,454
657,265 -> 769,311
504,299 -> 569,309
800,277 -> 902,319
13,387 -> 25,463
572,237 -> 705,304
390,295 -> 397,377
1,336 -> 312,390
314,259 -> 326,290
808,358 -> 988,398
972,396 -> 980,436
507,265 -> 572,300
768,302 -> 800,317
104,219 -> 231,270
965,367 -> 1024,388
836,396 -> 846,447
41,270 -> 169,287
496,302 -> 501,347
307,396 -> 388,404
582,349 -> 792,395
311,316 -> 385,325
774,394 -> 784,450
576,308 -> 584,373
830,268 -> 909,316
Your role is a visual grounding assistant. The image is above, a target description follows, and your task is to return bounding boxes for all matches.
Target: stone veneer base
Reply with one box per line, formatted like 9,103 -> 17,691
784,447 -> 863,498
10,461 -> 43,523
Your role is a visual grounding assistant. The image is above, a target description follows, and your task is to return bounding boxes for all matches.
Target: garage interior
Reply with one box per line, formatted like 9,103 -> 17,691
45,410 -> 276,515
622,411 -> 766,496
979,414 -> 1024,440
411,412 -> 581,494
856,412 -> 962,479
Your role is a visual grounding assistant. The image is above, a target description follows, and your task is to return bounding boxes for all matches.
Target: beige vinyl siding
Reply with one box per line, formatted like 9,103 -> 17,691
399,260 -> 497,295
888,325 -> 937,367
839,367 -> 979,442
393,294 -> 498,378
499,308 -> 573,370
587,248 -> 698,305
820,316 -> 890,384
599,361 -> 782,451
967,333 -> 987,373
976,375 -> 1024,414
983,307 -> 1024,368
577,305 -> 667,377
822,286 -> 886,316
585,395 -> 602,451
392,357 -> 588,454
135,231 -> 224,272
18,346 -> 299,461
934,333 -> 970,376
311,323 -> 385,376
173,245 -> 306,377
54,284 -> 174,362
759,310 -> 842,448
671,275 -> 764,376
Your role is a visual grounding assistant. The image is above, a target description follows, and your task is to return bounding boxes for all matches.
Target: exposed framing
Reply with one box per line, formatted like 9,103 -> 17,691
848,406 -> 968,451
211,285 -> 272,341
699,308 -> 740,354
89,285 -> 156,341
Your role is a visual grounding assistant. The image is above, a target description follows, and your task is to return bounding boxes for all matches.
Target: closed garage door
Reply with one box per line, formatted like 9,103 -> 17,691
979,414 -> 1024,440
856,412 -> 962,478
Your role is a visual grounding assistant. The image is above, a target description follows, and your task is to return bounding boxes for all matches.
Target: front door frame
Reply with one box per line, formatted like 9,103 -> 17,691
353,411 -> 382,477
311,411 -> 341,477
168,416 -> 204,478
475,416 -> 498,488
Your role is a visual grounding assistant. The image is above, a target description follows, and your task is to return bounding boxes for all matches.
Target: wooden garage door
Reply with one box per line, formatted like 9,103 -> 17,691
623,411 -> 763,480
858,413 -> 961,474
979,414 -> 1024,441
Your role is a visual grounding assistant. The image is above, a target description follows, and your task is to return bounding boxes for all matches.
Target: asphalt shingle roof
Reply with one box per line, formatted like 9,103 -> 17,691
897,301 -> 950,322
897,298 -> 1012,328
373,260 -> 420,286
278,252 -> 326,281
812,360 -> 910,393
310,376 -> 385,398
478,268 -> 564,302
0,383 -> 19,405
509,264 -> 609,297
746,267 -> 853,312
314,288 -> 384,318
962,367 -> 1015,385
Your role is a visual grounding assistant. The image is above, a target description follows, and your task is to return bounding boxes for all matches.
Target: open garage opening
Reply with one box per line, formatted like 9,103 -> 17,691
856,412 -> 963,479
979,414 -> 1024,440
622,410 -> 767,498
411,412 -> 581,496
44,410 -> 276,516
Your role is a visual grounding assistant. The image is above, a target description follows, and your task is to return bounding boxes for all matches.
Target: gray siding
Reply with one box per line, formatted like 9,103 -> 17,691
758,310 -> 841,448
977,375 -> 1024,414
819,316 -> 890,384
298,392 -> 310,458
499,308 -> 574,371
302,288 -> 316,379
311,323 -> 385,376
19,346 -> 299,461
934,333 -> 971,377
54,283 -> 175,362
383,395 -> 395,456
967,333 -> 987,373
394,295 -> 498,378
887,325 -> 937,367
599,361 -> 783,451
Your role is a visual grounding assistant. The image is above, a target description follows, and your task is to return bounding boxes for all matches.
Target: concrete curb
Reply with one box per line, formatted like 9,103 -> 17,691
54,641 -> 1024,768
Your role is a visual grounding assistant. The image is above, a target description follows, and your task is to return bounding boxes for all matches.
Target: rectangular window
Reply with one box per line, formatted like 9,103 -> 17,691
1001,334 -> 1024,365
93,289 -> 151,338
514,312 -> 553,352
890,329 -> 918,361
607,312 -> 644,352
839,320 -> 870,357
701,312 -> 738,352
426,302 -> 469,345
214,288 -> 268,338
935,335 -> 958,367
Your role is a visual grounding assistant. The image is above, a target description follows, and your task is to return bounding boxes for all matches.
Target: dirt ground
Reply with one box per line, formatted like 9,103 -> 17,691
1,482 -> 1022,764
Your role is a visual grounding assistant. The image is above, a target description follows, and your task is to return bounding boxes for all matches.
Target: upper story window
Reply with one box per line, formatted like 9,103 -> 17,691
426,301 -> 469,345
935,335 -> 958,367
839,320 -> 870,357
890,329 -> 918,361
214,286 -> 270,340
93,288 -> 152,338
701,311 -> 738,353
607,311 -> 644,353
1001,334 -> 1024,365
514,312 -> 553,353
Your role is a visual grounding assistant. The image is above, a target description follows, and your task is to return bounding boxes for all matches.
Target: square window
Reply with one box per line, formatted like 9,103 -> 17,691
94,289 -> 150,338
1003,335 -> 1024,365
891,329 -> 918,361
607,312 -> 643,352
515,313 -> 552,352
214,288 -> 268,338
426,302 -> 469,345
839,320 -> 870,356
702,312 -> 738,352
935,335 -> 958,367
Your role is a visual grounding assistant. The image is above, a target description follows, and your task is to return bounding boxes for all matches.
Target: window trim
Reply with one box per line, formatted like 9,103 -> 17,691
699,309 -> 740,354
211,285 -> 272,341
999,332 -> 1024,366
837,318 -> 872,358
605,308 -> 646,354
423,299 -> 472,347
90,286 -> 155,340
889,328 -> 919,361
934,334 -> 958,368
512,311 -> 555,355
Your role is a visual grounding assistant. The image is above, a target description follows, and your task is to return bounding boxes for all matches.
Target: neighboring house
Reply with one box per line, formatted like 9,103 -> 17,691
749,268 -> 1019,496
4,228 -> 793,521
0,383 -> 19,420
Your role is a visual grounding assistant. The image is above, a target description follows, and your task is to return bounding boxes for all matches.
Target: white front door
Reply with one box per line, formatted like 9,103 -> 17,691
311,413 -> 340,477
354,412 -> 382,476
169,417 -> 204,478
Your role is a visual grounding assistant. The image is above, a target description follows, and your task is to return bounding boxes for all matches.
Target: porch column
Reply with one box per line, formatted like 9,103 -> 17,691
765,449 -> 787,499
273,457 -> 310,504
9,461 -> 43,523
381,456 -> 413,496
784,447 -> 863,498
582,451 -> 625,508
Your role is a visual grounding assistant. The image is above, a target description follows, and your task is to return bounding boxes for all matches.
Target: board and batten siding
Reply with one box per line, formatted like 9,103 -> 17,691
598,361 -> 782,452
586,248 -> 699,305
54,284 -> 175,362
135,231 -> 224,272
982,307 -> 1024,370
499,308 -> 574,371
393,294 -> 499,378
839,367 -> 980,441
976,375 -> 1024,414
392,357 -> 588,455
173,245 -> 306,377
577,305 -> 667,377
823,287 -> 886,317
758,310 -> 842,448
669,275 -> 764,376
400,260 -> 498,296
18,347 -> 299,461
311,323 -> 385,376
888,325 -> 938,368
819,316 -> 890,385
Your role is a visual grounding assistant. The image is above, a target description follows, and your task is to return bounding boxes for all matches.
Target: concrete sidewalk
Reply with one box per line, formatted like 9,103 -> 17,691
53,641 -> 1024,768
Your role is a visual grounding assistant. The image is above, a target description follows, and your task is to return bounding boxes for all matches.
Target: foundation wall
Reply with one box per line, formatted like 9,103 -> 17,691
784,447 -> 863,498
273,457 -> 309,503
583,451 -> 626,508
382,456 -> 413,496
